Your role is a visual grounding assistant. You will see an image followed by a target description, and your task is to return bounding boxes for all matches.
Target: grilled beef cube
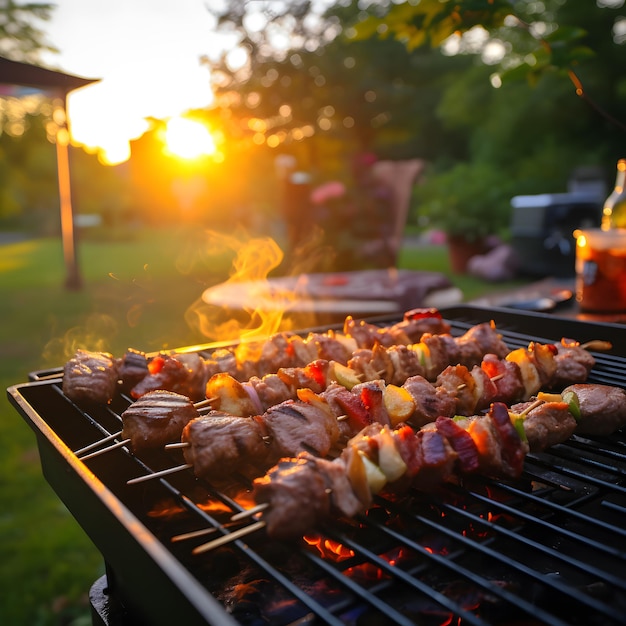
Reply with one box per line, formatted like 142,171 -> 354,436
436,365 -> 479,416
131,352 -> 207,401
489,402 -> 528,477
387,344 -> 425,385
204,348 -> 240,379
550,340 -> 596,388
262,398 -> 340,458
122,390 -> 198,451
182,413 -> 270,480
253,456 -> 332,540
118,348 -> 149,394
288,334 -> 319,366
510,399 -> 576,452
420,333 -> 460,380
400,308 -> 451,341
277,359 -> 330,394
353,380 -> 391,427
63,349 -> 120,405
308,332 -> 352,365
343,317 -> 396,349
403,375 -> 457,428
457,323 -> 508,368
247,374 -> 295,411
461,415 -> 502,476
347,348 -> 380,383
299,452 -> 363,519
256,332 -> 300,374
481,354 -> 526,403
435,416 -> 480,473
412,429 -> 458,491
563,383 -> 626,436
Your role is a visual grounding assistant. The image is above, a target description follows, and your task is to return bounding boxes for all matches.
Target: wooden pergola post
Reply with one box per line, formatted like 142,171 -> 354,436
55,92 -> 82,290
0,55 -> 99,290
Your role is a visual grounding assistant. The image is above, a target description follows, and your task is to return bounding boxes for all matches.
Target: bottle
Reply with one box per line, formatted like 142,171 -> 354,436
601,159 -> 626,230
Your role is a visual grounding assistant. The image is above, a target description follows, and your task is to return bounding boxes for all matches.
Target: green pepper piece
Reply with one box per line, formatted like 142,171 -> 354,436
562,390 -> 582,421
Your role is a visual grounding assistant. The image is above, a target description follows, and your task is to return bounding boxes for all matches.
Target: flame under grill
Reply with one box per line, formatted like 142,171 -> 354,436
8,305 -> 626,626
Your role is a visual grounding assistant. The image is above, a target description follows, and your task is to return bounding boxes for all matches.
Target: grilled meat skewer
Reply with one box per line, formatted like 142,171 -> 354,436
62,308 -> 450,405
249,385 -> 626,541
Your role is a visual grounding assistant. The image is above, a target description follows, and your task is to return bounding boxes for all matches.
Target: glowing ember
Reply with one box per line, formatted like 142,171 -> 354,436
303,534 -> 355,562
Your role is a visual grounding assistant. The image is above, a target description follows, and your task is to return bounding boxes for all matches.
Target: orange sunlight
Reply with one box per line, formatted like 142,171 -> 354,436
163,116 -> 216,160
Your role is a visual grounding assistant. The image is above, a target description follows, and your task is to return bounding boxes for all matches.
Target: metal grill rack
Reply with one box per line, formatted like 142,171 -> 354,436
8,305 -> 626,626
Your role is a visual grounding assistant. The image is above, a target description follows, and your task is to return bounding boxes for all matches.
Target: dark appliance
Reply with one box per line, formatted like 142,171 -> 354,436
510,192 -> 602,277
7,305 -> 626,626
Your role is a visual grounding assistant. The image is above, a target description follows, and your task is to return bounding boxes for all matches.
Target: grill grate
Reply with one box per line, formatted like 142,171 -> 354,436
7,305 -> 626,626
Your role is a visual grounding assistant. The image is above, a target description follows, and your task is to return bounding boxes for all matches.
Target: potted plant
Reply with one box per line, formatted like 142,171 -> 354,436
414,161 -> 513,273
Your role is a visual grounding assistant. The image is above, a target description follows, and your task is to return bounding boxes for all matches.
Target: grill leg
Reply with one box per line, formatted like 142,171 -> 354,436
89,563 -> 137,626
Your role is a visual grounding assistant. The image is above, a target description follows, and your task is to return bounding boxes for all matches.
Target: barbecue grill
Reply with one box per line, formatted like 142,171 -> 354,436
7,305 -> 626,626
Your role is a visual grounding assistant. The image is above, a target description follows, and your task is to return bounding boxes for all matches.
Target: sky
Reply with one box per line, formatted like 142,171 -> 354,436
41,0 -> 231,164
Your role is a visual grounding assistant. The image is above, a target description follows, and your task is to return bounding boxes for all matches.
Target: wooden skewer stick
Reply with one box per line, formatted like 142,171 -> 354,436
580,339 -> 612,351
127,463 -> 193,485
336,414 -> 349,422
171,527 -> 219,542
79,438 -> 131,461
231,502 -> 269,522
193,397 -> 217,410
164,441 -> 190,450
518,398 -> 545,418
74,430 -> 123,456
192,520 -> 266,554
490,372 -> 506,382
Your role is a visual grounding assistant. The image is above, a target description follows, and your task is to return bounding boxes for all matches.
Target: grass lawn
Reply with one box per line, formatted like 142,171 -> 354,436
0,226 -> 527,625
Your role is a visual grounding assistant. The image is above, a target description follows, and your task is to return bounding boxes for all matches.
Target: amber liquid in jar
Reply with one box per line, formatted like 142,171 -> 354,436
575,229 -> 626,312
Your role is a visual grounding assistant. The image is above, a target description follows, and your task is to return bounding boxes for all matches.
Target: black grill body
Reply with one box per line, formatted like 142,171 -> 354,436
7,306 -> 626,626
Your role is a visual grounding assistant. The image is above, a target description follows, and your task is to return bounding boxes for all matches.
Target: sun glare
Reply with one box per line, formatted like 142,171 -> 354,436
164,117 -> 217,159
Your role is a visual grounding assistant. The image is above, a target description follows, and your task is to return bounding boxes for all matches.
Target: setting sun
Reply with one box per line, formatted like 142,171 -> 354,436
163,116 -> 216,159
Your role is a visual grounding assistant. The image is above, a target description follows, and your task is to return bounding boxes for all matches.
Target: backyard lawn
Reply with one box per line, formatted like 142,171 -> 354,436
0,226 -> 527,625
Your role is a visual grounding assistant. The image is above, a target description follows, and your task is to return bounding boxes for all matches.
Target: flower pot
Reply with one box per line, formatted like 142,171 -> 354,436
447,235 -> 490,274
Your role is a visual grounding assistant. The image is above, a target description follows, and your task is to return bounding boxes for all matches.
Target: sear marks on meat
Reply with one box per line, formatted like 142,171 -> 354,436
510,399 -> 576,452
182,412 -> 270,480
403,375 -> 457,428
63,349 -> 120,405
131,352 -> 208,401
121,390 -> 199,452
118,348 -> 149,394
253,455 -> 332,540
563,383 -> 626,436
263,399 -> 340,458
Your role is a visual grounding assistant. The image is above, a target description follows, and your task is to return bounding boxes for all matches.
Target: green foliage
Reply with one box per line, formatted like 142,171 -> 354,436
415,161 -> 512,241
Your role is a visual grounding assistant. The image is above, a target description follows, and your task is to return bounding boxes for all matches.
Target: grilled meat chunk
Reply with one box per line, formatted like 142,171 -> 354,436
118,348 -> 149,394
510,399 -> 576,452
246,374 -> 295,412
121,390 -> 199,451
63,349 -> 120,404
563,383 -> 626,436
403,375 -> 457,428
457,323 -> 509,367
131,352 -> 208,401
182,413 -> 270,479
253,456 -> 332,540
550,340 -> 596,388
263,398 -> 340,458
